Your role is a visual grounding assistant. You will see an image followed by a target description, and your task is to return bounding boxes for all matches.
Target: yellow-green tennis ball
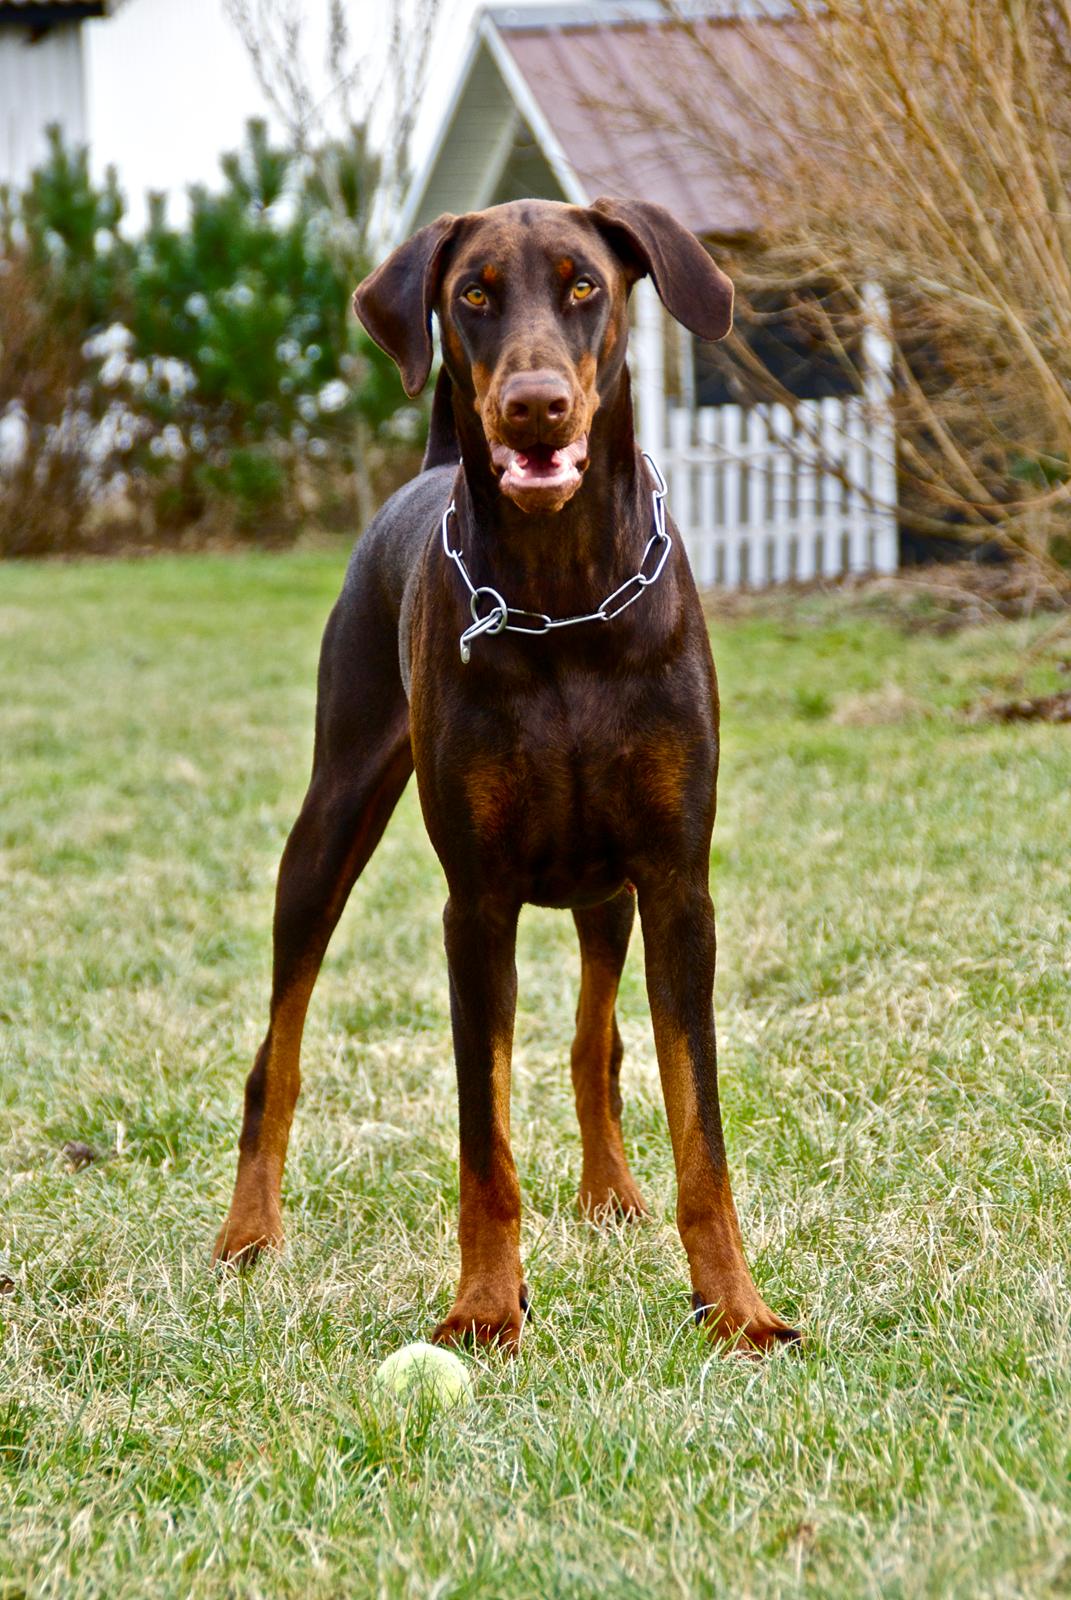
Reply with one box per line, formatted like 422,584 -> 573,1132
373,1343 -> 474,1412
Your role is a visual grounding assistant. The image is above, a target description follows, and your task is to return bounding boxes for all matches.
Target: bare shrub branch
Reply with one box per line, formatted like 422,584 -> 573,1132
585,1 -> 1071,569
223,0 -> 441,253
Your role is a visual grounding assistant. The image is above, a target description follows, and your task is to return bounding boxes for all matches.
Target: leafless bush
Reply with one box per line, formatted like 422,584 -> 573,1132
223,0 -> 441,245
223,0 -> 443,527
592,0 -> 1071,570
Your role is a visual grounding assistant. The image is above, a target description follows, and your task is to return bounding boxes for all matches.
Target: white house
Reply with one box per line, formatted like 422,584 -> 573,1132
0,0 -> 302,232
0,0 -> 113,193
403,1 -> 899,587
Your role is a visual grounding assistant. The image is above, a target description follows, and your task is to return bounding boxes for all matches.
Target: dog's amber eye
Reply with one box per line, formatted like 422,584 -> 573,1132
571,278 -> 595,301
462,285 -> 488,307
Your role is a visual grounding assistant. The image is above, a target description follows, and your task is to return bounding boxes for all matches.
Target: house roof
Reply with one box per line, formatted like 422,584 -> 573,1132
402,2 -> 801,241
0,1 -> 110,20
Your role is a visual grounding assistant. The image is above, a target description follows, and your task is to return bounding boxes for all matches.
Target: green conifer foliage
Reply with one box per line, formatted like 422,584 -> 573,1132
0,120 -> 413,552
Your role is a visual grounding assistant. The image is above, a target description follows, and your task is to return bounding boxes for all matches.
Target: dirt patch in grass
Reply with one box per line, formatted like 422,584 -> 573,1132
831,684 -> 929,726
980,690 -> 1071,723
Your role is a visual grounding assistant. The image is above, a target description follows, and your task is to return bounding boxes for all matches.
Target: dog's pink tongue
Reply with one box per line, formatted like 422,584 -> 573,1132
517,447 -> 560,478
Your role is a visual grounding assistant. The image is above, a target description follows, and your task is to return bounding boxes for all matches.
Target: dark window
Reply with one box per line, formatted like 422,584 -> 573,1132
694,281 -> 864,406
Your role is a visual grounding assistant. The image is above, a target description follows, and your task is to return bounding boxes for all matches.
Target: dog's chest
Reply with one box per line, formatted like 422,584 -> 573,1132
455,679 -> 702,902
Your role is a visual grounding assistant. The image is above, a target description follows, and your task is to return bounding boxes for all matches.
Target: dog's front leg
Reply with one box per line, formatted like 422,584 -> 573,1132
639,879 -> 800,1353
433,894 -> 527,1351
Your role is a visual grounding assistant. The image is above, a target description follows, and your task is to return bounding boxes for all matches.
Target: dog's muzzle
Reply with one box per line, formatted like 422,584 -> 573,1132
490,436 -> 589,507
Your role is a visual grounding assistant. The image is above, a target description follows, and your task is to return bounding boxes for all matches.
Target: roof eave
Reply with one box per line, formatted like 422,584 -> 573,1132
398,11 -> 588,244
398,23 -> 487,240
479,15 -> 588,207
0,2 -> 110,22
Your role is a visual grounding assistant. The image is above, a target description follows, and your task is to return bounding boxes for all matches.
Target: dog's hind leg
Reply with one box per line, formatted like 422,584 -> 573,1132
570,890 -> 648,1221
213,600 -> 412,1266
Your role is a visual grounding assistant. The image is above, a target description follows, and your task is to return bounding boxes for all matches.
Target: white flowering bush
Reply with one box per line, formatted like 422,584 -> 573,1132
0,123 -> 416,554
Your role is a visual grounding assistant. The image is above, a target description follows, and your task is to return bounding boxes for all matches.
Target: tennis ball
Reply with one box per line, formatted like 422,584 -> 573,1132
372,1342 -> 474,1411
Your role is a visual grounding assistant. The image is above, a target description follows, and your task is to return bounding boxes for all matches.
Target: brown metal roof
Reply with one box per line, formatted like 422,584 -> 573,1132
499,12 -> 803,238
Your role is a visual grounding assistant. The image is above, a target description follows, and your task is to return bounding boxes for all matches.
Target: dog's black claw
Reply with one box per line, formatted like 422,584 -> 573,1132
691,1291 -> 710,1326
519,1283 -> 532,1319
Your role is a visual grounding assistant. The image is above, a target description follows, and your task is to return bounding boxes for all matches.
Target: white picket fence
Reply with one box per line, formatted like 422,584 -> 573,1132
632,279 -> 899,589
660,393 -> 899,588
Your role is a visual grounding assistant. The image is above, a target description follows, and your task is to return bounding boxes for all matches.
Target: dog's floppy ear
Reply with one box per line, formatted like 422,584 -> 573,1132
589,197 -> 734,342
352,213 -> 460,397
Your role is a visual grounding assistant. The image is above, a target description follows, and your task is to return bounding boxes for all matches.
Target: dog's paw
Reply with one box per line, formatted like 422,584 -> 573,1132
577,1176 -> 648,1223
691,1289 -> 802,1356
432,1281 -> 530,1353
211,1209 -> 283,1269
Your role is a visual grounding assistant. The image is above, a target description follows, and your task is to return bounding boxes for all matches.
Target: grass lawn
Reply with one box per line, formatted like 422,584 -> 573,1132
1,550 -> 1069,1599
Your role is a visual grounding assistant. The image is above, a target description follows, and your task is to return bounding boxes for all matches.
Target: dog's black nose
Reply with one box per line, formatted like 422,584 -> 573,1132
500,370 -> 572,439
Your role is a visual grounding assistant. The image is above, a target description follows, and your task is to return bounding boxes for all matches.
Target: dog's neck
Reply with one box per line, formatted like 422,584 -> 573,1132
448,368 -> 652,619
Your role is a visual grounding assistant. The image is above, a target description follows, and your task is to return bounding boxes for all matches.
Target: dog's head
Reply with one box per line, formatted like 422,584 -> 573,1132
354,198 -> 733,514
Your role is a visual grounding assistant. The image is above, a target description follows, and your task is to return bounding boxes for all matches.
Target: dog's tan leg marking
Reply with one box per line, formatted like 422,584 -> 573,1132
571,893 -> 647,1220
213,728 -> 412,1267
212,978 -> 311,1264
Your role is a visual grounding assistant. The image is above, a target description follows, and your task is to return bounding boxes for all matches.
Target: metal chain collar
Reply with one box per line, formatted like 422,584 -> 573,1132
441,451 -> 672,663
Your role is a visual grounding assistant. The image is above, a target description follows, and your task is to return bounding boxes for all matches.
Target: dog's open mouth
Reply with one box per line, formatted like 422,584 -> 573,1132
490,436 -> 589,508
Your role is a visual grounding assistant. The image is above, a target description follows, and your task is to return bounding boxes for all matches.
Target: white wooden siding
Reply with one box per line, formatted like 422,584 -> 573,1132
0,24 -> 86,193
632,277 -> 664,457
408,40 -> 518,231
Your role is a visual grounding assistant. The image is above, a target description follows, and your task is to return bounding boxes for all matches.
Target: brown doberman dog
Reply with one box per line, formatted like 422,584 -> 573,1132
213,197 -> 799,1354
